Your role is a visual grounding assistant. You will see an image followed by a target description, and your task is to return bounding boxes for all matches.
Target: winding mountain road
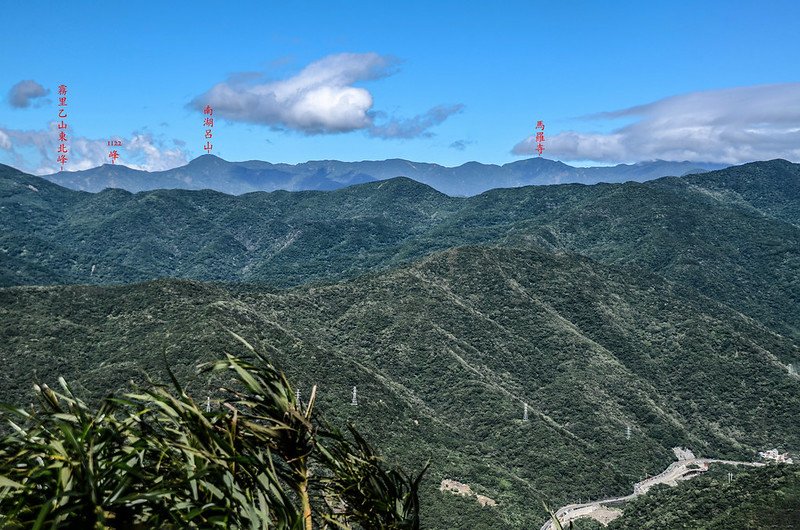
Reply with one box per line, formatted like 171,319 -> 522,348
539,457 -> 765,530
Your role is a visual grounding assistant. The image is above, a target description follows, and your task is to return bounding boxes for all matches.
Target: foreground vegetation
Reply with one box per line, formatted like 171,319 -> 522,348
0,334 -> 425,529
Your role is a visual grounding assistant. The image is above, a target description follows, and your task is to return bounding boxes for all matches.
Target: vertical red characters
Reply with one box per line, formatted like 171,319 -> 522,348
535,120 -> 545,156
203,105 -> 214,154
107,139 -> 123,164
57,85 -> 68,170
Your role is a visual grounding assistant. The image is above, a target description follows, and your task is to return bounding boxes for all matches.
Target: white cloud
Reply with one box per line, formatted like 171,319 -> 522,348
0,125 -> 190,174
191,53 -> 461,138
192,53 -> 390,134
7,80 -> 50,108
512,83 -> 800,164
0,129 -> 10,150
125,133 -> 191,171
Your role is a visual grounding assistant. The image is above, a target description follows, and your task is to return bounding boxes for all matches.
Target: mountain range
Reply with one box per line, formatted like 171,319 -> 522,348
3,159 -> 799,339
1,158 -> 799,528
41,155 -> 727,196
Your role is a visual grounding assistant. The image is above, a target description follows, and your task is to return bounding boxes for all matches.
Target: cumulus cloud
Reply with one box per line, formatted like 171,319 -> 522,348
512,83 -> 800,164
191,53 -> 461,138
124,133 -> 191,171
0,124 -> 190,174
7,80 -> 50,108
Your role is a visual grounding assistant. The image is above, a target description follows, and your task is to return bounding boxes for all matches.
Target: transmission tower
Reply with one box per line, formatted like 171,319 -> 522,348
206,396 -> 211,413
626,424 -> 631,440
351,386 -> 358,406
522,402 -> 529,421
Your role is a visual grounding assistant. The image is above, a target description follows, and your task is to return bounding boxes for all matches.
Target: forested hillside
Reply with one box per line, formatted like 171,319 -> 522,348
2,247 -> 798,527
3,160 -> 799,339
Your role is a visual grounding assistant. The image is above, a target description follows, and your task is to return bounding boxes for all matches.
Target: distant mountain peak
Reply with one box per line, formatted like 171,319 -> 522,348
193,153 -> 224,161
98,163 -> 139,171
187,154 -> 227,167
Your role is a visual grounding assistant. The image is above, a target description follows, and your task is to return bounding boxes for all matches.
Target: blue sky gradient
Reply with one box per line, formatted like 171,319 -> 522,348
1,1 -> 798,173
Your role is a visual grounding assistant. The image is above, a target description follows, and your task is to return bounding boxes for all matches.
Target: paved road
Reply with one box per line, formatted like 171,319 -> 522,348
539,458 -> 765,530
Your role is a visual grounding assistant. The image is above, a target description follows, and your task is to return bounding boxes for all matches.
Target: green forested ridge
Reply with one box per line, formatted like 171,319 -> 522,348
2,247 -> 798,528
2,160 -> 798,341
1,160 -> 799,527
606,464 -> 800,529
654,159 -> 800,226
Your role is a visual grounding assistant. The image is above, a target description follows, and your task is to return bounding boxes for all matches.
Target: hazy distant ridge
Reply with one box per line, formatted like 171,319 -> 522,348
41,155 -> 726,196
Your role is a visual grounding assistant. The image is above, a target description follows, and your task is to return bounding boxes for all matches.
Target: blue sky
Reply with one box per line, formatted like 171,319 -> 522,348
1,1 -> 799,173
